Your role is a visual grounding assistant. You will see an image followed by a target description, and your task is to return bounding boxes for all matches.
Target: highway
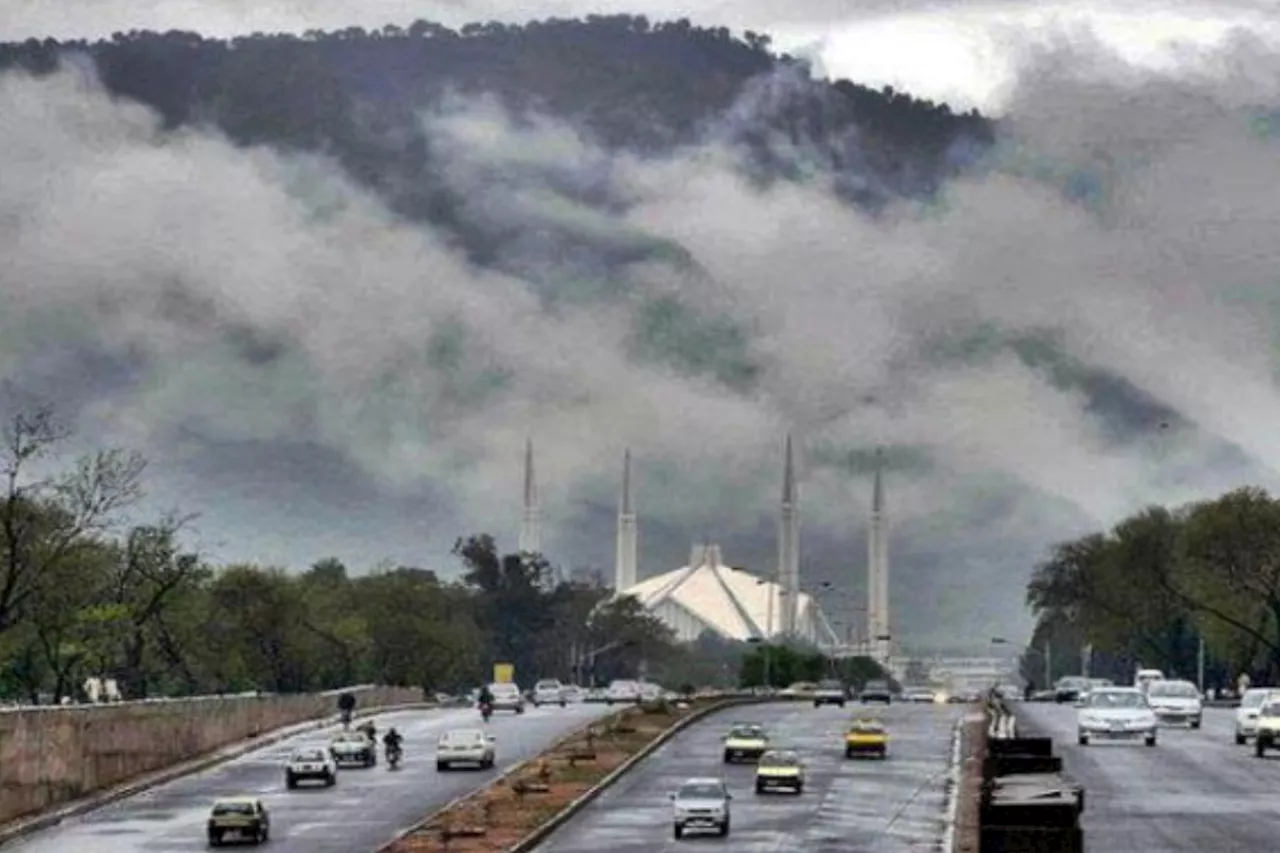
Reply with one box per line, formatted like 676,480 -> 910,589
1017,703 -> 1280,851
529,700 -> 967,853
5,703 -> 611,853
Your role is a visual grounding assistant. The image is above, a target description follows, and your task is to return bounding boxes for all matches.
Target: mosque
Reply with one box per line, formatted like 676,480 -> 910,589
514,436 -> 893,663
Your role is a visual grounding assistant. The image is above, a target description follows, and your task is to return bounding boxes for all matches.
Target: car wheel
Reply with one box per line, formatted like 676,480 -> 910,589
208,832 -> 222,847
673,823 -> 683,839
1077,732 -> 1088,746
723,751 -> 734,763
285,774 -> 296,789
1145,733 -> 1157,747
1191,718 -> 1201,729
1236,731 -> 1247,745
560,700 -> 566,707
1256,742 -> 1266,758
813,701 -> 821,707
755,782 -> 765,794
326,772 -> 336,786
516,706 -> 525,714
845,747 -> 854,758
837,701 -> 845,708
437,761 -> 448,771
794,783 -> 804,794
719,820 -> 729,837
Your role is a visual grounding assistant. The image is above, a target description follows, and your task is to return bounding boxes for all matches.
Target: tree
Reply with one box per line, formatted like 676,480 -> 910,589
0,406 -> 144,637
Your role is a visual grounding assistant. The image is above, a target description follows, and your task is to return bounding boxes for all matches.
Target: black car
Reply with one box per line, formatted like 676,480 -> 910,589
1054,677 -> 1091,704
859,680 -> 893,704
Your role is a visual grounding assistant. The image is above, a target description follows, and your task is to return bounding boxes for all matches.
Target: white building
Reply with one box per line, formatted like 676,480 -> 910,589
622,543 -> 838,644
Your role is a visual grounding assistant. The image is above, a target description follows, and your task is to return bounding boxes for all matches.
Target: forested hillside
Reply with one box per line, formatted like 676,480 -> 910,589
0,15 -> 992,226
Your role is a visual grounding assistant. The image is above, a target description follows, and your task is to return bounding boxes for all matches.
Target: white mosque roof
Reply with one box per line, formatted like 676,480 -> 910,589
622,544 -> 838,644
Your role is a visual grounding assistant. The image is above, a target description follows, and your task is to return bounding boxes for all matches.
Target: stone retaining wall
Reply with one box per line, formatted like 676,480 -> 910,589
0,685 -> 422,823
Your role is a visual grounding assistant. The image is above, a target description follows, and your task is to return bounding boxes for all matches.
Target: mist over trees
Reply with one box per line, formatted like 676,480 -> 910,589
0,15 -> 992,227
1022,487 -> 1280,689
0,407 -> 694,702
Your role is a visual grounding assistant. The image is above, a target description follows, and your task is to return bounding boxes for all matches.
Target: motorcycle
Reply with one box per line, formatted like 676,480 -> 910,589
386,745 -> 402,769
480,702 -> 492,722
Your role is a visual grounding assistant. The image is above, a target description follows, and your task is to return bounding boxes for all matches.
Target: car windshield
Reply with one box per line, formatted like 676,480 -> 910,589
334,733 -> 365,742
212,802 -> 255,815
851,720 -> 884,731
864,681 -> 888,690
1148,682 -> 1198,698
761,751 -> 800,766
729,726 -> 763,738
535,680 -> 559,689
1243,691 -> 1271,708
676,782 -> 724,799
442,731 -> 483,743
292,749 -> 325,761
818,680 -> 842,689
1088,691 -> 1145,708
490,684 -> 518,694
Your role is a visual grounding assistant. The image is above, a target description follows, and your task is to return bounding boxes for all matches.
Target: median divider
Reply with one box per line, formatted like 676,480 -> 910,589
379,692 -> 779,853
977,694 -> 1083,853
0,699 -> 438,847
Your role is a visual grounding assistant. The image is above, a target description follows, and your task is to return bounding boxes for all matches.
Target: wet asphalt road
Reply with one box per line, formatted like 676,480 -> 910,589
530,700 -> 966,853
5,703 -> 612,853
1017,703 -> 1280,851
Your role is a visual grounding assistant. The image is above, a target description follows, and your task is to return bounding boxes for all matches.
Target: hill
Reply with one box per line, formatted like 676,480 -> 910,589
0,15 -> 993,230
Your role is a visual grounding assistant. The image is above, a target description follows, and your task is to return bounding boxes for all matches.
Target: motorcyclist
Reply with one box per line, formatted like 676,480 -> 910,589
383,727 -> 403,761
360,720 -> 377,743
477,684 -> 494,719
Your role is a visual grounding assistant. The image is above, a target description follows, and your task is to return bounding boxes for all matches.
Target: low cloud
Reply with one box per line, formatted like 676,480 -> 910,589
3,27 -> 1280,648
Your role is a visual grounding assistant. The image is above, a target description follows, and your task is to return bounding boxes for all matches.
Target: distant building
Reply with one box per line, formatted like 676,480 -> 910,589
622,543 -> 836,644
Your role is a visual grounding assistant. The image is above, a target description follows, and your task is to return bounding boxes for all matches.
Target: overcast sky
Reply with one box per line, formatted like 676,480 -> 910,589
5,0 -> 1279,109
4,1 -> 1280,651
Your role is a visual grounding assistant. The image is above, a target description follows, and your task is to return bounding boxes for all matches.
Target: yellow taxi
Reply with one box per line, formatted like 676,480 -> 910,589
206,796 -> 270,846
845,717 -> 888,759
755,749 -> 805,793
722,723 -> 769,763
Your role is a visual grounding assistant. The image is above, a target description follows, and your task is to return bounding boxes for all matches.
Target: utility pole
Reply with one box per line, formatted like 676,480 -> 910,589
1044,644 -> 1052,688
1082,643 -> 1092,679
1197,636 -> 1206,693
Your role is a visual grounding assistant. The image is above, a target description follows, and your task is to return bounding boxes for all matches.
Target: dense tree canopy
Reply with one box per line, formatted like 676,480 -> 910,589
0,406 -> 689,702
1021,487 -> 1280,689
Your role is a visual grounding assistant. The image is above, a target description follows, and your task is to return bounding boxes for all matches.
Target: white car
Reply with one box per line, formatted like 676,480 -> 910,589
532,679 -> 567,707
486,682 -> 525,713
1145,679 -> 1203,727
1235,688 -> 1274,744
669,776 -> 731,839
1076,687 -> 1158,746
606,679 -> 642,704
285,746 -> 336,788
436,729 -> 496,770
328,731 -> 377,766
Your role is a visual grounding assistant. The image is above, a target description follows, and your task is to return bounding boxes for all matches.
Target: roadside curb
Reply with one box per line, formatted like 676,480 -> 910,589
506,695 -> 774,853
0,701 -> 439,847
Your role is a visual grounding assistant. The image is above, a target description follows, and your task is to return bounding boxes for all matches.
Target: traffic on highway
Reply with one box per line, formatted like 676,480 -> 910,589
527,699 -> 965,852
1014,674 -> 1280,852
3,691 -> 612,853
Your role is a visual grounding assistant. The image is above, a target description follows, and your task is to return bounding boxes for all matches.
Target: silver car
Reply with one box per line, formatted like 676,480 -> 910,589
669,777 -> 731,839
1076,687 -> 1158,747
1235,688 -> 1274,744
436,729 -> 496,770
487,682 -> 525,713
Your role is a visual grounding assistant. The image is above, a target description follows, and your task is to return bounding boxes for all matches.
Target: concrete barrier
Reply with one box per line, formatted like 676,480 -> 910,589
0,684 -> 422,824
977,693 -> 1084,853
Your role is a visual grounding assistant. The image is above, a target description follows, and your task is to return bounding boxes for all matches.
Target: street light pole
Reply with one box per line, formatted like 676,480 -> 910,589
1197,636 -> 1206,692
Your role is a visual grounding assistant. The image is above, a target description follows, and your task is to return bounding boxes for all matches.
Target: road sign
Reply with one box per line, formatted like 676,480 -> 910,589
493,663 -> 514,684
